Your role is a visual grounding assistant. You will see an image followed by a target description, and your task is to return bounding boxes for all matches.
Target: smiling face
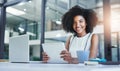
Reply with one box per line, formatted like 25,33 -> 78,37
73,15 -> 87,36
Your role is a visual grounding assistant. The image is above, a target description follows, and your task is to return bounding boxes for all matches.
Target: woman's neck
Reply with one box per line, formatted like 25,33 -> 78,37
77,31 -> 87,37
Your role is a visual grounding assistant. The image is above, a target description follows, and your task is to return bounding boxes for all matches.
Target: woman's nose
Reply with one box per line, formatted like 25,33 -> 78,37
76,22 -> 80,27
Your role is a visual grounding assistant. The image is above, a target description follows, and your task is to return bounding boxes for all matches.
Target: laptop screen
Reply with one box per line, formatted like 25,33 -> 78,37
9,35 -> 29,63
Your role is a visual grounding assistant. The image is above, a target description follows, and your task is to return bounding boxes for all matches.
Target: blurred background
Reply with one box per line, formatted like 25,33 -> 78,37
0,0 -> 120,62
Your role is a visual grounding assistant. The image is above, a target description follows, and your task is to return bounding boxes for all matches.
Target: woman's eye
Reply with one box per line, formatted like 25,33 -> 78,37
79,20 -> 83,23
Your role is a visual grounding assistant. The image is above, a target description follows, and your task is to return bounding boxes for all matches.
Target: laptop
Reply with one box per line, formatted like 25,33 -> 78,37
42,42 -> 68,64
9,35 -> 29,63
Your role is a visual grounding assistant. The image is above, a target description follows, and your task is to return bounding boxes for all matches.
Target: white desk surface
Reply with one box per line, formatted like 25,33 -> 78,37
0,61 -> 120,71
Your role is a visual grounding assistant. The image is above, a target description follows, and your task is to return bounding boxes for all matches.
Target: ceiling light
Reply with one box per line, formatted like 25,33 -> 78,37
7,7 -> 25,15
28,0 -> 32,3
46,6 -> 49,10
18,27 -> 24,32
23,9 -> 26,11
18,2 -> 25,5
56,20 -> 61,25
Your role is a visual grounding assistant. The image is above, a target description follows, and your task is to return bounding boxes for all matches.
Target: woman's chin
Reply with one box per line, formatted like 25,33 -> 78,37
76,31 -> 82,34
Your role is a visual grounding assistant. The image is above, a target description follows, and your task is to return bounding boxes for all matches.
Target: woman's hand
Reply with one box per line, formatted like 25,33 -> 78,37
42,52 -> 49,63
60,50 -> 73,63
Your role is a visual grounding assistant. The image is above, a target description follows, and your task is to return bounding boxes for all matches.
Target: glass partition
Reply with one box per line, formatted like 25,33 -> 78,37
110,0 -> 120,61
4,0 -> 41,60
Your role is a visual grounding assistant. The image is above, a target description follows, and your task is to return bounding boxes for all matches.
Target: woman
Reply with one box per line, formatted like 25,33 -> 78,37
43,5 -> 98,64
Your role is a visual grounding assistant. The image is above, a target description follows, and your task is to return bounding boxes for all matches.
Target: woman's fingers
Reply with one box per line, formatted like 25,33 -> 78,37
42,52 -> 49,63
60,51 -> 72,62
42,52 -> 47,56
43,51 -> 72,63
60,50 -> 67,54
60,50 -> 70,58
43,57 -> 49,61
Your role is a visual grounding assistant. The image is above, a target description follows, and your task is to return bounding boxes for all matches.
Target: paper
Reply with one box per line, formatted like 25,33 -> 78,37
42,42 -> 67,63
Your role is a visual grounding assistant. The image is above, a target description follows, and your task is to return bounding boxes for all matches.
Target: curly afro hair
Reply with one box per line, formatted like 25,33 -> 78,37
62,5 -> 98,34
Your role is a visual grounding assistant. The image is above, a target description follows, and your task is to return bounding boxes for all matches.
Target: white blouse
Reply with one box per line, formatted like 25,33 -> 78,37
69,33 -> 93,58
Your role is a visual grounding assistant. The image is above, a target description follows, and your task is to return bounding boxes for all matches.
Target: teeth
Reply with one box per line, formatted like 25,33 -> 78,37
77,28 -> 80,30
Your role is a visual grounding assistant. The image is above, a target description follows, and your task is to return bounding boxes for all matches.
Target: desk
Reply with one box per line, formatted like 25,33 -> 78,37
0,61 -> 120,71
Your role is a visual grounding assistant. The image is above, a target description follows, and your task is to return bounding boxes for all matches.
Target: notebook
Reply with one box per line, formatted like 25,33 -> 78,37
9,35 -> 29,63
42,42 -> 67,64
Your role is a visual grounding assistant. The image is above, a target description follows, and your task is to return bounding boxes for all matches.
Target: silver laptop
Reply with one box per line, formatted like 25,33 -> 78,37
9,35 -> 29,63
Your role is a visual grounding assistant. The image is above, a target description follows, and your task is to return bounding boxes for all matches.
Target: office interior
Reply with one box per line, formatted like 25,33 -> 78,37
0,0 -> 120,63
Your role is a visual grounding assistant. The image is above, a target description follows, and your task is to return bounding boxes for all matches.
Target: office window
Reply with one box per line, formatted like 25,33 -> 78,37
4,0 -> 41,60
110,0 -> 120,61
